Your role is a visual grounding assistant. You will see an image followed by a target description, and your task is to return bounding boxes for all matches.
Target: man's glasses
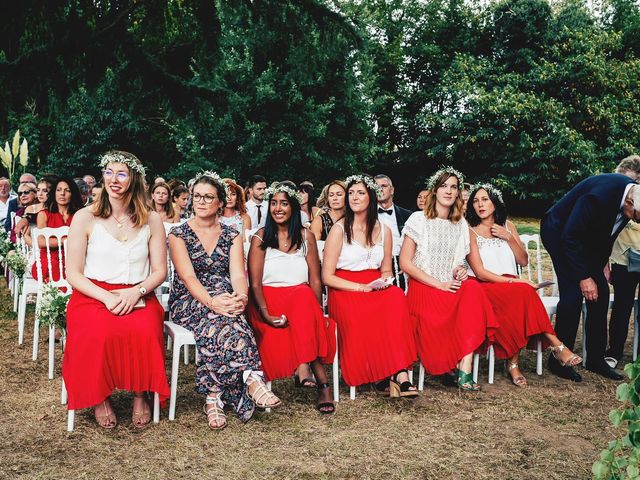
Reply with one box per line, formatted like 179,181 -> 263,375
192,193 -> 217,204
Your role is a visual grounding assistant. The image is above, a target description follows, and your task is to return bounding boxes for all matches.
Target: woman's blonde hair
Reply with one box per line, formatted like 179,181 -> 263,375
223,178 -> 247,214
317,180 -> 346,210
150,182 -> 176,219
93,150 -> 150,227
423,171 -> 464,223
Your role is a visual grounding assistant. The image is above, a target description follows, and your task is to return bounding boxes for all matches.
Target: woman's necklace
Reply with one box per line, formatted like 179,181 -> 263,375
113,214 -> 131,242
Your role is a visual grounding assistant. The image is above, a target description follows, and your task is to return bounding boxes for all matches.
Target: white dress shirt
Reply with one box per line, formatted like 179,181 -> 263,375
377,203 -> 401,256
246,199 -> 266,229
612,183 -> 635,236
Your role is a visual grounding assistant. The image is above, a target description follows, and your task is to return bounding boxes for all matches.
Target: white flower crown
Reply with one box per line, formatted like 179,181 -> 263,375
471,183 -> 504,203
425,166 -> 465,190
191,170 -> 230,197
344,174 -> 383,198
99,152 -> 146,176
264,183 -> 303,203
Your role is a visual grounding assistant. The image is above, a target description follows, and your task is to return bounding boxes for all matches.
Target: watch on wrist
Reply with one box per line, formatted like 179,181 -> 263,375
137,284 -> 147,295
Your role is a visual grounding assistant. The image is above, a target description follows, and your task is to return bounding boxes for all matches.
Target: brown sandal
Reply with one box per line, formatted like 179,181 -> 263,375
204,394 -> 227,430
132,394 -> 151,429
95,399 -> 117,429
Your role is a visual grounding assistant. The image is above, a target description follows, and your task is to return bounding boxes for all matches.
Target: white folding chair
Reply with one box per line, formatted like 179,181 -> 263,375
30,227 -> 71,379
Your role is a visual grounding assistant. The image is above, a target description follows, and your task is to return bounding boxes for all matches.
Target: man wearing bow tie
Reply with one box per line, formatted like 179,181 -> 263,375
375,175 -> 412,288
542,172 -> 640,382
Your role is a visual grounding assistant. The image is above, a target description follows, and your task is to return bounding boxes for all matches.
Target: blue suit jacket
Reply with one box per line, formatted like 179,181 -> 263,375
541,173 -> 636,281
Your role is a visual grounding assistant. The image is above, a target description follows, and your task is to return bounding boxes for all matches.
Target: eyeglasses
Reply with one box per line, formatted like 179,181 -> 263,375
193,193 -> 217,204
18,190 -> 35,196
103,170 -> 129,181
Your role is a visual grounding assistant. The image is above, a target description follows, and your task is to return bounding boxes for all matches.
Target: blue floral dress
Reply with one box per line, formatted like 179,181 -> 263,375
168,222 -> 262,422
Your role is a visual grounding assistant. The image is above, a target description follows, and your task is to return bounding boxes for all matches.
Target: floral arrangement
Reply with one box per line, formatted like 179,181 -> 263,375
37,283 -> 70,333
0,129 -> 29,179
425,166 -> 465,190
344,175 -> 383,198
99,151 -> 146,176
264,183 -> 303,203
191,170 -> 230,197
470,183 -> 504,203
5,249 -> 27,278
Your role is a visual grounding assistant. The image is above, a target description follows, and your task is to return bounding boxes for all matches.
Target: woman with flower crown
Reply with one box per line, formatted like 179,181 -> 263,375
322,175 -> 418,397
168,171 -> 281,430
62,150 -> 170,429
399,167 -> 498,391
247,182 -> 336,413
465,184 -> 582,386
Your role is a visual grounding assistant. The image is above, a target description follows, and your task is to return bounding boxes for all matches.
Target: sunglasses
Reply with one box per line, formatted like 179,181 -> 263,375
18,190 -> 35,195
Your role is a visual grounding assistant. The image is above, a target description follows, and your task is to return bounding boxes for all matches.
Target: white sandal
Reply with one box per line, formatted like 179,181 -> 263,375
203,394 -> 227,430
550,343 -> 582,367
246,375 -> 282,409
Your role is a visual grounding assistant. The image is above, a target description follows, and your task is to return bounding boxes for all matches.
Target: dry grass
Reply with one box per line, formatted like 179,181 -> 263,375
0,220 -> 628,479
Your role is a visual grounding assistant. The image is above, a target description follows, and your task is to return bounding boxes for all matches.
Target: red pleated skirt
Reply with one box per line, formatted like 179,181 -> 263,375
408,277 -> 498,375
479,277 -> 555,359
62,280 -> 170,410
247,284 -> 336,381
328,269 -> 417,386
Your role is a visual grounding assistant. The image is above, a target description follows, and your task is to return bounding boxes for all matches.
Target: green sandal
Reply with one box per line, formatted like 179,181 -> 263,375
457,370 -> 481,392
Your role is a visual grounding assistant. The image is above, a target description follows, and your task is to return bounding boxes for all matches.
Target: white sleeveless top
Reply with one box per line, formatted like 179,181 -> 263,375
335,222 -> 385,271
84,223 -> 151,284
262,243 -> 309,287
470,228 -> 518,276
402,212 -> 469,282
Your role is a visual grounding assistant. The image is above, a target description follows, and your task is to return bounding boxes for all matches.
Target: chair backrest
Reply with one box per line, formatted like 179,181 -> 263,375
31,226 -> 71,290
316,240 -> 325,263
10,211 -> 17,229
519,234 -> 543,285
163,222 -> 181,236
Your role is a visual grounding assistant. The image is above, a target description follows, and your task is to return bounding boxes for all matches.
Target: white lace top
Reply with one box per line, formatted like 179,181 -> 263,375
84,223 -> 151,284
335,222 -> 385,271
402,212 -> 469,282
220,212 -> 244,233
470,229 -> 518,276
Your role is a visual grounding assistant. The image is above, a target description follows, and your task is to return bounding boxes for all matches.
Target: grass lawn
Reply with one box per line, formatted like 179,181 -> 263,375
0,221 -> 630,479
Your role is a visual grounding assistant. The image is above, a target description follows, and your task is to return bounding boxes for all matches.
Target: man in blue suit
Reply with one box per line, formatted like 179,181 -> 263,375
541,173 -> 639,381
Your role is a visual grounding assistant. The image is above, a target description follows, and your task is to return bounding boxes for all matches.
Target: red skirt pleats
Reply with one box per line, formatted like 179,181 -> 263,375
248,284 -> 336,381
408,277 -> 498,375
62,280 -> 170,410
328,269 -> 417,386
479,279 -> 555,359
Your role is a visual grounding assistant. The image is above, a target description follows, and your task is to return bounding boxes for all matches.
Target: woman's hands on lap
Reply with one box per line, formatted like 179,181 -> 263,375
209,292 -> 245,317
106,287 -> 141,316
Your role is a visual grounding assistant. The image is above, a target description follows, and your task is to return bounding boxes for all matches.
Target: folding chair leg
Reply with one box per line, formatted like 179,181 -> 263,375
349,386 -> 355,400
17,291 -> 27,345
183,344 -> 189,365
418,363 -> 425,391
536,339 -> 543,375
32,317 -> 40,361
153,392 -> 160,423
48,325 -> 55,379
332,341 -> 339,403
488,346 -> 495,384
67,410 -> 75,432
472,353 -> 479,384
168,340 -> 181,421
61,379 -> 68,405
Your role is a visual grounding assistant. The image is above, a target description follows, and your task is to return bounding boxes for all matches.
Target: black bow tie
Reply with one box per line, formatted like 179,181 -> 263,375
378,207 -> 393,215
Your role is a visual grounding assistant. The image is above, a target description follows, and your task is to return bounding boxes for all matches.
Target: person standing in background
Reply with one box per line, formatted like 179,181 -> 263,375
245,175 -> 267,230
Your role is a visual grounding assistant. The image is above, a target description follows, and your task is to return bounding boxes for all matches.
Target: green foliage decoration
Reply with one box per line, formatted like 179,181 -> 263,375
37,283 -> 70,333
593,359 -> 640,480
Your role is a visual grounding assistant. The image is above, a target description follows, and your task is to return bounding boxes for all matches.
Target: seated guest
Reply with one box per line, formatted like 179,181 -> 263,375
220,178 -> 251,236
310,180 -> 346,241
63,150 -> 170,429
11,181 -> 38,243
27,176 -> 84,282
399,167 -> 497,391
4,172 -> 37,233
74,178 -> 90,206
247,183 -> 335,413
322,175 -> 418,397
298,181 -> 320,225
0,177 -> 13,225
90,183 -> 103,204
172,185 -> 190,220
151,182 -> 179,223
168,171 -> 281,430
16,178 -> 50,243
465,184 -> 582,386
416,188 -> 428,211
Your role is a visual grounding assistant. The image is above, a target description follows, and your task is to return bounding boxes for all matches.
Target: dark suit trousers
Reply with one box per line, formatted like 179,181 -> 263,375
607,264 -> 640,361
543,231 -> 609,366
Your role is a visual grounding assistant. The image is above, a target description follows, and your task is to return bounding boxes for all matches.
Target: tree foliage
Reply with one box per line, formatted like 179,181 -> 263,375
1,0 -> 640,211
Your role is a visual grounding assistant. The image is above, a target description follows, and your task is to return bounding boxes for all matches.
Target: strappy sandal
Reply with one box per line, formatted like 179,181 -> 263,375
316,383 -> 335,414
95,399 -> 117,429
550,343 -> 582,367
506,361 -> 527,388
457,370 -> 481,392
246,375 -> 282,409
203,394 -> 227,430
294,374 -> 317,389
132,393 -> 151,429
389,370 -> 419,398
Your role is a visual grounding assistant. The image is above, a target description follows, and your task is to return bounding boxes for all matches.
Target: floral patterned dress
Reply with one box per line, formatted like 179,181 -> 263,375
168,222 -> 262,422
